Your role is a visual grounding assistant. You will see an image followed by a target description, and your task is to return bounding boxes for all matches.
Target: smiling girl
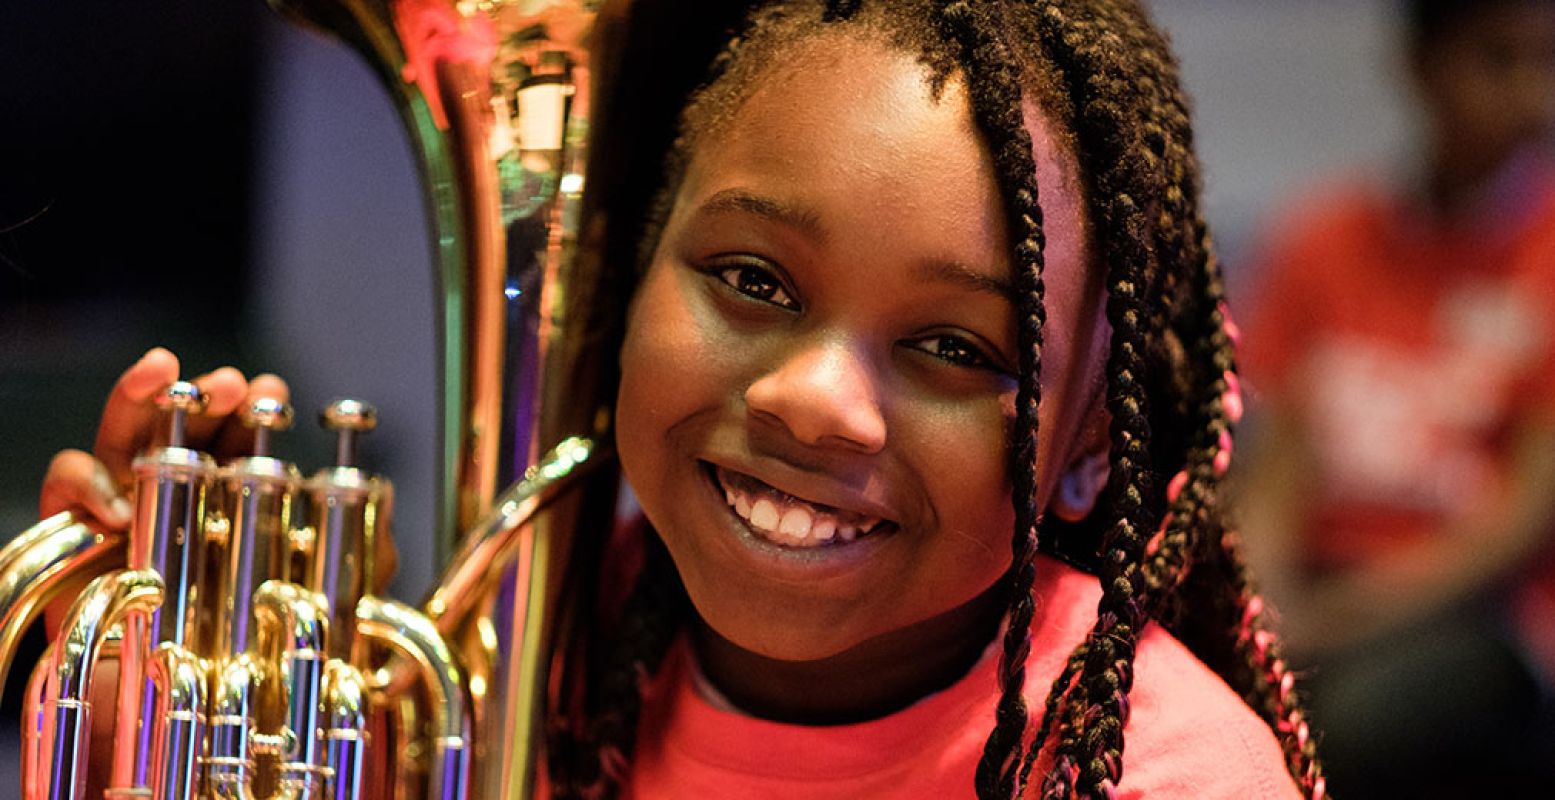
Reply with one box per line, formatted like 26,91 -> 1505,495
42,1 -> 1322,797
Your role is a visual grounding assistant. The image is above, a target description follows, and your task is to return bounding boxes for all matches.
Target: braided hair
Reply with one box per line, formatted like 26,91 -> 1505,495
549,2 -> 1325,797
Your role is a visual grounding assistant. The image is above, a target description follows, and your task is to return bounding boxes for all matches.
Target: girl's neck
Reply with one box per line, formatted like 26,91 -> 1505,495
689,582 -> 1007,725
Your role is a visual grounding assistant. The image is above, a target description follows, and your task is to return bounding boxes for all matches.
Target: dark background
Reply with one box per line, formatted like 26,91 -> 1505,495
0,0 -> 258,503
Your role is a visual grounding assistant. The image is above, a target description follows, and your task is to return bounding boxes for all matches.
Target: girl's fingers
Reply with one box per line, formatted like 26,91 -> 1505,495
93,348 -> 182,486
70,351 -> 292,525
182,366 -> 251,447
40,449 -> 133,530
93,351 -> 261,484
211,373 -> 293,458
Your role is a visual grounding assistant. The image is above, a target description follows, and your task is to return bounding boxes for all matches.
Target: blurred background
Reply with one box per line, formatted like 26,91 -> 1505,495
0,0 -> 1549,796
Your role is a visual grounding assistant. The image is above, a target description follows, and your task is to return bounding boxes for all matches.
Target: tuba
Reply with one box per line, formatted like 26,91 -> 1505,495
0,0 -> 714,796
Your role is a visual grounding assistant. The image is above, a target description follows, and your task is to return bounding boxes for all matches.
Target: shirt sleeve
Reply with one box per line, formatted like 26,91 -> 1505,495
1119,628 -> 1304,800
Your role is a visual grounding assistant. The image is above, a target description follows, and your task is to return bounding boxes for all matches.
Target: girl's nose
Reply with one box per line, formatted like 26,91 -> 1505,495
745,340 -> 887,454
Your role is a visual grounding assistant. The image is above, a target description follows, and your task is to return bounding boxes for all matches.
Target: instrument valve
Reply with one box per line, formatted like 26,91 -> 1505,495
155,381 -> 208,449
321,399 -> 377,468
241,396 -> 295,458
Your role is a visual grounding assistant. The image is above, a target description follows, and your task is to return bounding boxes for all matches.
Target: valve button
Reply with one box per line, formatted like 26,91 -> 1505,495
155,381 -> 208,414
243,397 -> 294,431
155,381 -> 207,449
321,399 -> 377,468
243,397 -> 294,458
321,399 -> 377,434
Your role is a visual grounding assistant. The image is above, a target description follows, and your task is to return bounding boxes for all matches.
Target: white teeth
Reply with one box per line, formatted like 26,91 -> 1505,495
779,507 -> 813,539
717,469 -> 889,548
749,498 -> 780,532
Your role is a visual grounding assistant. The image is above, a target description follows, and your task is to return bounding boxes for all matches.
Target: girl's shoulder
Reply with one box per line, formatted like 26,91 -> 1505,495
1027,559 -> 1302,799
1116,627 -> 1303,799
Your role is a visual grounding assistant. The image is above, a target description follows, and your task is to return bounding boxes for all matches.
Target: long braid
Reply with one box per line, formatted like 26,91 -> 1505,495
1124,18 -> 1331,792
1111,0 -> 1215,618
1019,647 -> 1087,789
1219,530 -> 1329,798
1150,73 -> 1330,790
937,2 -> 1050,796
1023,3 -> 1167,796
1176,257 -> 1330,796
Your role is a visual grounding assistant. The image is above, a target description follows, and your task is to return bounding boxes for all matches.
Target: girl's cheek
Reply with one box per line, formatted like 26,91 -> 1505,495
623,265 -> 735,416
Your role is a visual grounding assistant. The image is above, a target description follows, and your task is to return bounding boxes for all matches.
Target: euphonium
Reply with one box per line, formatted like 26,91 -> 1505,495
0,0 -> 619,797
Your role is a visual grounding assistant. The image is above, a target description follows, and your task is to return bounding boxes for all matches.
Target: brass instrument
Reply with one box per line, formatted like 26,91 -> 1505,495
0,0 -> 622,797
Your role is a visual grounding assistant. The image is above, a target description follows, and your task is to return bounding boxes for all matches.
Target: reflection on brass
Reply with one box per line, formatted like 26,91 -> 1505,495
0,391 -> 607,796
0,0 -> 622,796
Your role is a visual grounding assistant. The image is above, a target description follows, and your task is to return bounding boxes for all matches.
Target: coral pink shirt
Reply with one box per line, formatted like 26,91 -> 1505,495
628,556 -> 1301,799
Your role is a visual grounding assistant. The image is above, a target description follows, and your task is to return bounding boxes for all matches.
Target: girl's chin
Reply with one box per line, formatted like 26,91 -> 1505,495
687,602 -> 879,664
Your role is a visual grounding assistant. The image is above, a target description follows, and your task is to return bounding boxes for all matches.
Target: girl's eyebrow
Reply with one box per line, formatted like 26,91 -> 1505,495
696,189 -> 1014,303
918,260 -> 1017,304
697,188 -> 828,242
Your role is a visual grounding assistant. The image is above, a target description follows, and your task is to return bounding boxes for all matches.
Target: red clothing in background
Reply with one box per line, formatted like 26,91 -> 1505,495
628,556 -> 1299,799
1241,164 -> 1555,673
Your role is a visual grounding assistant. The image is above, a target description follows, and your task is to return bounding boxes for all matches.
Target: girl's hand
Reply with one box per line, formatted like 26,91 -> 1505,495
38,347 -> 291,532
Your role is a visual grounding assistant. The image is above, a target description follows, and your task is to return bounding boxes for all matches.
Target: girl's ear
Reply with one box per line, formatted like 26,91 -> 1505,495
1050,404 -> 1111,523
1051,449 -> 1110,522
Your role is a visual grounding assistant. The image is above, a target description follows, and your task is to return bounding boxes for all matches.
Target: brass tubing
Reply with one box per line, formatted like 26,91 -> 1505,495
424,437 -> 601,627
0,512 -> 125,693
41,569 -> 163,800
253,581 -> 330,800
127,447 -> 215,645
302,467 -> 386,662
118,446 -> 215,791
147,643 -> 206,800
322,661 -> 368,800
217,457 -> 302,660
205,654 -> 262,800
357,596 -> 470,800
21,640 -> 53,800
422,436 -> 603,800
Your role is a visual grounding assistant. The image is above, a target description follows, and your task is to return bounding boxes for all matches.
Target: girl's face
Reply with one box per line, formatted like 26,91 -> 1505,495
617,33 -> 1107,663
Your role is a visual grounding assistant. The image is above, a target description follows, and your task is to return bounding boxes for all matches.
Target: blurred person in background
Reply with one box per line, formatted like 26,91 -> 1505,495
1238,0 -> 1555,796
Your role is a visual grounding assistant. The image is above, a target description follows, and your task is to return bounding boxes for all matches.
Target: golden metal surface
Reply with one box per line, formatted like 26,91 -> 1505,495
42,569 -> 165,800
3,0 -> 624,795
0,512 -> 125,693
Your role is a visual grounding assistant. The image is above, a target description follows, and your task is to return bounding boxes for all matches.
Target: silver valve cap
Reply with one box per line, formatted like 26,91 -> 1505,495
321,399 -> 376,468
241,397 -> 294,458
155,381 -> 208,449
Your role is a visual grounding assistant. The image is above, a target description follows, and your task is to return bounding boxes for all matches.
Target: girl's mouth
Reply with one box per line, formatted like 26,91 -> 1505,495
705,463 -> 895,549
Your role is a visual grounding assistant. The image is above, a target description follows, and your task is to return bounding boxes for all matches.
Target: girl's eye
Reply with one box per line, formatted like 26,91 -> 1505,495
910,334 -> 1003,372
714,262 -> 798,310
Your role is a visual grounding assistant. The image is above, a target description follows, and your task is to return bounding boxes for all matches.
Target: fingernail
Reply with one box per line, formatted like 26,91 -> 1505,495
111,496 -> 133,520
93,467 -> 119,500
